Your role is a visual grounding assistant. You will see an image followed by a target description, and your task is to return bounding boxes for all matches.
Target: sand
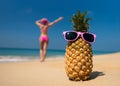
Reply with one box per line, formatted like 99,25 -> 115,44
0,52 -> 120,86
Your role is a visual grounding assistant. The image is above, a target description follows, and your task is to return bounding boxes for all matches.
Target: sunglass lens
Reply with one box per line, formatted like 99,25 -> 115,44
65,32 -> 77,40
83,33 -> 94,42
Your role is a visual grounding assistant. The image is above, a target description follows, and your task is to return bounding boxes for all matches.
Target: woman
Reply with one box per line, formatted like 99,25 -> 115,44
36,17 -> 63,62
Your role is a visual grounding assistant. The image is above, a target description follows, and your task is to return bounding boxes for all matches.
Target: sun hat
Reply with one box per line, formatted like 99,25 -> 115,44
39,18 -> 49,25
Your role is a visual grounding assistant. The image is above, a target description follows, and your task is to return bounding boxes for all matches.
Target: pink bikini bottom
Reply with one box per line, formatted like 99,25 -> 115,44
40,35 -> 49,42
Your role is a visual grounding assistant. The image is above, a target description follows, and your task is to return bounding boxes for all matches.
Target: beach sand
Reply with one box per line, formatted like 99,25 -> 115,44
0,52 -> 120,86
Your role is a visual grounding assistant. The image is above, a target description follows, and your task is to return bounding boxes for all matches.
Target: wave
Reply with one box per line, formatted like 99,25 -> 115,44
0,55 -> 65,63
0,56 -> 39,63
0,48 -> 118,63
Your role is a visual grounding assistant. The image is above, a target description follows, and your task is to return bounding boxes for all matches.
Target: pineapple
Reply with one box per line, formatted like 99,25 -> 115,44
65,10 -> 93,81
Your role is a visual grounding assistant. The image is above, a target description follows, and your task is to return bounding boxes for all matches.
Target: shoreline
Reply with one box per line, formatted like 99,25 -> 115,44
0,52 -> 120,63
0,47 -> 118,57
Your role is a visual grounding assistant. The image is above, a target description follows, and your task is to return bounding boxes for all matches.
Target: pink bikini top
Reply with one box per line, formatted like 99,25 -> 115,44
40,28 -> 48,33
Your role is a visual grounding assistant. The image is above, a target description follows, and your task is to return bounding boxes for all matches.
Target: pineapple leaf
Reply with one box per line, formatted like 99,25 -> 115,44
85,18 -> 92,24
70,10 -> 92,32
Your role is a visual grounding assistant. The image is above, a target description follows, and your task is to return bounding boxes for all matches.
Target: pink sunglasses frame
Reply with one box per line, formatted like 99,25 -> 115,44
63,31 -> 96,44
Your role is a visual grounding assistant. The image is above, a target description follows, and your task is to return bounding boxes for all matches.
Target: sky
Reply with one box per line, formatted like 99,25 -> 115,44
0,0 -> 120,51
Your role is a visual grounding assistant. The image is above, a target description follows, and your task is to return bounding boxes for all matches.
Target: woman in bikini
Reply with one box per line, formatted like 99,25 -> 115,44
35,17 -> 63,62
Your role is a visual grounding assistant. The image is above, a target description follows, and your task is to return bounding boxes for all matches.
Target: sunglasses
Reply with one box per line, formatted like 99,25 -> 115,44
63,31 -> 96,44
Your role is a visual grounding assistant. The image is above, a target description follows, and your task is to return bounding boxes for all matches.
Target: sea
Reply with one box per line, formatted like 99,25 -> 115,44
0,48 -> 117,63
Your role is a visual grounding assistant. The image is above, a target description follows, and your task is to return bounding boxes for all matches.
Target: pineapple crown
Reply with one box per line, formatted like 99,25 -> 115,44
70,10 -> 92,32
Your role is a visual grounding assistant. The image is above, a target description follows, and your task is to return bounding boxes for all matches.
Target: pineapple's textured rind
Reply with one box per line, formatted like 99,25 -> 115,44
65,38 -> 93,81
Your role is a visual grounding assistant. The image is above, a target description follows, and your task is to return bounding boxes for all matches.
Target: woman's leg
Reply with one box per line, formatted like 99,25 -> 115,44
40,41 -> 44,62
43,41 -> 48,61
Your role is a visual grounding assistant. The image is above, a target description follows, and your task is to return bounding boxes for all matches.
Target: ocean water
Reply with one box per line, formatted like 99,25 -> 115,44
0,48 -> 117,63
0,48 -> 65,62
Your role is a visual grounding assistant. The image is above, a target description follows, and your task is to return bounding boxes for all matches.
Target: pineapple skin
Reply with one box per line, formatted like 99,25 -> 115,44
65,38 -> 93,81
